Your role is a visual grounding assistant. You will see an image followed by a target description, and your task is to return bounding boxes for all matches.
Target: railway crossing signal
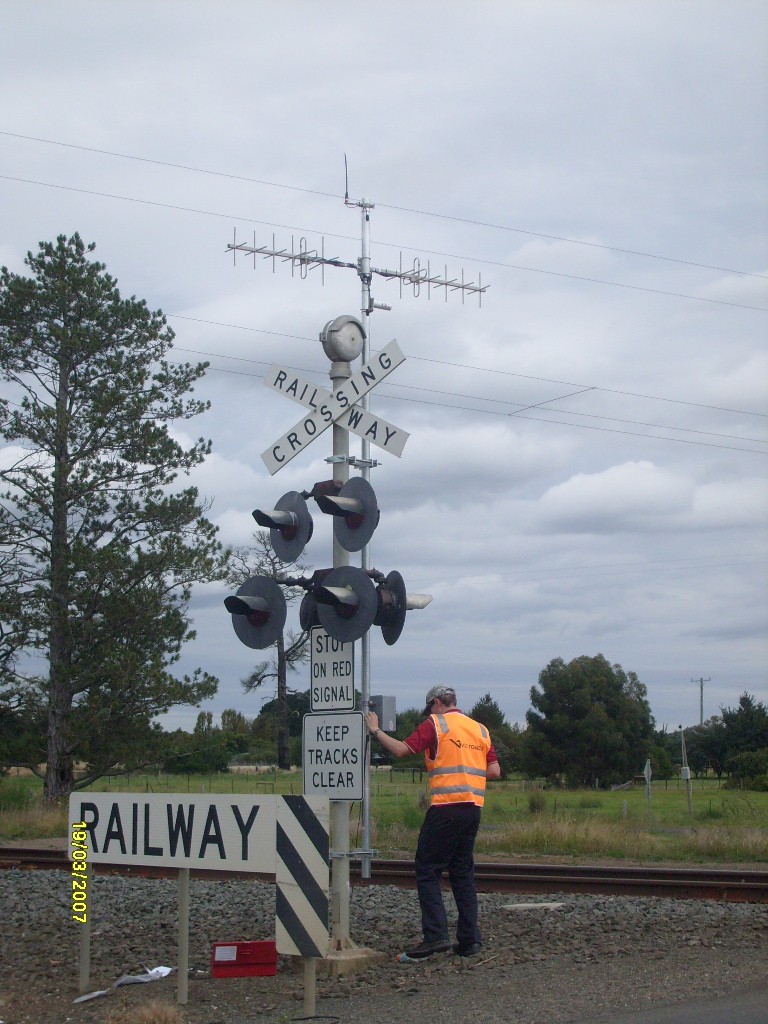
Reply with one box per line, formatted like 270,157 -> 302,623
224,576 -> 287,649
374,570 -> 407,646
226,562 -> 429,648
253,478 -> 379,561
310,477 -> 380,552
252,490 -> 313,561
313,566 -> 378,643
222,305 -> 436,965
225,315 -> 434,651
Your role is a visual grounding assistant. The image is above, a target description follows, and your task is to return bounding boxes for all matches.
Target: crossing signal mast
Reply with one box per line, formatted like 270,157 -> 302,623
224,172 -> 488,963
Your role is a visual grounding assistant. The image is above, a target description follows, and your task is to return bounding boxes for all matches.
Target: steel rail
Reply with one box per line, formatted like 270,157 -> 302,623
2,846 -> 767,902
351,859 -> 768,903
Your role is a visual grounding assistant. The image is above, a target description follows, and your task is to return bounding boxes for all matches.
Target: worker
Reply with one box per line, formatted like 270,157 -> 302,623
365,684 -> 501,959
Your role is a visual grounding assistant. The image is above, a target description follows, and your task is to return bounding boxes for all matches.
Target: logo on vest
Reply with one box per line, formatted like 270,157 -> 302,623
449,738 -> 484,752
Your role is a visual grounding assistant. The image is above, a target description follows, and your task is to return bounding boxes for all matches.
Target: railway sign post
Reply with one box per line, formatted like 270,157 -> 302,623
644,757 -> 652,814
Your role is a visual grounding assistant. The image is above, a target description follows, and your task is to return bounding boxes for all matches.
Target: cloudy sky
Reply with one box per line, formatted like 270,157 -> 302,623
1,1 -> 766,734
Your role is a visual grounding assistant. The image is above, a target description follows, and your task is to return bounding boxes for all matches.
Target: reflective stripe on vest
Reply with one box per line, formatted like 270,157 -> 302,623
425,713 -> 491,807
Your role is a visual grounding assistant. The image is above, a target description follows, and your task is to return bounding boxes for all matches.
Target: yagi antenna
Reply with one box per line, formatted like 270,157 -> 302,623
227,187 -> 489,312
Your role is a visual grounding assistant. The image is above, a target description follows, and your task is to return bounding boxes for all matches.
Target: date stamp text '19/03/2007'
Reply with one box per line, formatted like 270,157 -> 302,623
71,820 -> 88,923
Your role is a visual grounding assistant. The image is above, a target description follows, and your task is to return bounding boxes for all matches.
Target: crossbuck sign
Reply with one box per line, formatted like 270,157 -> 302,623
261,339 -> 407,474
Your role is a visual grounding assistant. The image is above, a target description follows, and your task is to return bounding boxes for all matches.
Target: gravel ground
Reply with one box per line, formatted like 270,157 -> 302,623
0,868 -> 765,1024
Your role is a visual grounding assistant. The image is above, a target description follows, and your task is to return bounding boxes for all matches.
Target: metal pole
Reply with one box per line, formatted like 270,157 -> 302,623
329,356 -> 352,949
680,727 -> 693,815
700,680 -> 704,726
177,867 -> 190,1004
303,957 -> 317,1016
359,199 -> 374,880
78,865 -> 92,993
692,676 -> 710,726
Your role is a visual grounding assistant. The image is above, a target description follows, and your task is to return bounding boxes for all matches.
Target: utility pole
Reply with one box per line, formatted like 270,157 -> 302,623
691,676 -> 711,725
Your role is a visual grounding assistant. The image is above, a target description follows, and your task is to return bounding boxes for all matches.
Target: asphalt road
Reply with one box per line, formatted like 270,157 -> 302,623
582,987 -> 768,1024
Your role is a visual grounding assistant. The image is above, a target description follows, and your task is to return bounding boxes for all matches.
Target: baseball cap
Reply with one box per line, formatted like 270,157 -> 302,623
423,685 -> 456,716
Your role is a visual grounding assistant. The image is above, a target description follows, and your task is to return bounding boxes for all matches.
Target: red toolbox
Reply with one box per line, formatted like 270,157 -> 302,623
211,940 -> 278,978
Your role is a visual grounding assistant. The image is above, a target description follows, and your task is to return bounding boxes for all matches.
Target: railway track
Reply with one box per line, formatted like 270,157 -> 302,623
2,845 -> 767,902
355,858 -> 768,902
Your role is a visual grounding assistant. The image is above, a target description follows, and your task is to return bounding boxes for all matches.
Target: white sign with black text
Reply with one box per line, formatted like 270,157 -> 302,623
264,364 -> 409,459
310,626 -> 355,711
68,793 -> 284,871
261,339 -> 405,474
302,712 -> 364,801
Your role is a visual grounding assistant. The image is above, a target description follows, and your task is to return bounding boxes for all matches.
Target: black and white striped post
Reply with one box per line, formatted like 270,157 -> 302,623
276,794 -> 330,1014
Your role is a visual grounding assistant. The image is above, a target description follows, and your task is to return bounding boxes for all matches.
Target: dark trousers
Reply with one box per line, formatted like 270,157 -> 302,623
414,802 -> 482,946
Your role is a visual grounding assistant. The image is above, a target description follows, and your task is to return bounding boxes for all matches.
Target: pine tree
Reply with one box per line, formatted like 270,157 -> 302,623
0,234 -> 228,799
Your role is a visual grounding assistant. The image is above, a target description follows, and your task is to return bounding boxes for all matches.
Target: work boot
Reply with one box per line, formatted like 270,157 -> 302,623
452,941 -> 483,957
403,938 -> 452,959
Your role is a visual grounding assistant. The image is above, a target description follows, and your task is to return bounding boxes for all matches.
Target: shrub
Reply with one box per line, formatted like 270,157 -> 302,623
727,749 -> 768,790
528,791 -> 546,814
242,741 -> 279,765
0,777 -> 37,812
698,802 -> 726,820
162,741 -> 230,774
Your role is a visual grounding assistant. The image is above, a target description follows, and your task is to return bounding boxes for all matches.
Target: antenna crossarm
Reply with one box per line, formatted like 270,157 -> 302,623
370,262 -> 488,296
227,216 -> 488,306
227,240 -> 356,273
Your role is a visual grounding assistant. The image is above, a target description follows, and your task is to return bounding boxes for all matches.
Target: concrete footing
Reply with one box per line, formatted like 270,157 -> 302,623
319,946 -> 387,978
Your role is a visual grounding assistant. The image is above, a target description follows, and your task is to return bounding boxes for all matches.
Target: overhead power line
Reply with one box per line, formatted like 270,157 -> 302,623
167,317 -> 768,420
2,129 -> 766,281
1,328 -> 765,453
3,303 -> 765,435
2,173 -> 767,314
162,346 -> 768,455
171,340 -> 768,443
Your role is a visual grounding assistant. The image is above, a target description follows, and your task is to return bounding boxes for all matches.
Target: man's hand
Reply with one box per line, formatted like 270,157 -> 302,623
365,711 -> 379,735
365,712 -> 412,759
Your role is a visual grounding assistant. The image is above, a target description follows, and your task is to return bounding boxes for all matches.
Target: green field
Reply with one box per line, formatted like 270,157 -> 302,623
2,770 -> 767,864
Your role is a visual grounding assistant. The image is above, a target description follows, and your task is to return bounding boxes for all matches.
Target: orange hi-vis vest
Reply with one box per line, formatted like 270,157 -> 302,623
425,712 -> 491,808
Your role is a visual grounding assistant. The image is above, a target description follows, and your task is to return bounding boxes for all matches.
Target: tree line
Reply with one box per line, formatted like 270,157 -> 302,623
151,658 -> 767,793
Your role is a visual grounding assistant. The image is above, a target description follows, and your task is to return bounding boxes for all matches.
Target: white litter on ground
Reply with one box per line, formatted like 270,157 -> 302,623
73,965 -> 174,1003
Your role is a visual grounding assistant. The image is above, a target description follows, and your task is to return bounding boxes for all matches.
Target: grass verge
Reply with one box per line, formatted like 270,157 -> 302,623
2,772 -> 767,863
